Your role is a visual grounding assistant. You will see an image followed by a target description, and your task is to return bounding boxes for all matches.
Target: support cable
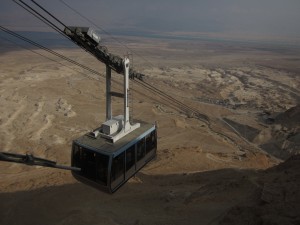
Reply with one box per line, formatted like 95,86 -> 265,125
0,35 -> 101,82
31,0 -> 68,28
11,1 -> 210,123
14,0 -> 68,39
0,26 -> 105,78
58,0 -> 155,67
51,1 -> 209,121
135,79 -> 209,123
13,0 -> 99,58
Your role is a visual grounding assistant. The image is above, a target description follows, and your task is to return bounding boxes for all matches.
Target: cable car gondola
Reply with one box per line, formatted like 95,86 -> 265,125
70,53 -> 157,193
72,121 -> 157,193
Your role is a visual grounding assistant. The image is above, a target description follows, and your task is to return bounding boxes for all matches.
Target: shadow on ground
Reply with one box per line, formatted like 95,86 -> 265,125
1,156 -> 300,225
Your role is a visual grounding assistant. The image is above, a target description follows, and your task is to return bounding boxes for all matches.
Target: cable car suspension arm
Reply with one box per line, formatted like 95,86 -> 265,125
63,27 -> 145,80
0,152 -> 81,172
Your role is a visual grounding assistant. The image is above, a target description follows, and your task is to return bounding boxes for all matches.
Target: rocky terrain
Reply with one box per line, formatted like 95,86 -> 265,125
0,36 -> 299,224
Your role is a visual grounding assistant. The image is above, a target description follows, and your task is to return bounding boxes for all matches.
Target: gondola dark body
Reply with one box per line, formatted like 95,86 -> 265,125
72,121 -> 157,193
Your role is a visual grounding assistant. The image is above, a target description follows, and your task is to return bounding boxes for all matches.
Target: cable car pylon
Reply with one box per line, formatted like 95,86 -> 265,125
64,27 -> 157,192
99,58 -> 141,143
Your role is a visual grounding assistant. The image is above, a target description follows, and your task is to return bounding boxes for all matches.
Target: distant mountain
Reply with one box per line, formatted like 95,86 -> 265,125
20,31 -> 76,47
0,31 -> 76,50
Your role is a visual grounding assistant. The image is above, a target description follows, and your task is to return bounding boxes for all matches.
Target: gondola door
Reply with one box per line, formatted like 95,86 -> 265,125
110,152 -> 125,191
125,145 -> 136,180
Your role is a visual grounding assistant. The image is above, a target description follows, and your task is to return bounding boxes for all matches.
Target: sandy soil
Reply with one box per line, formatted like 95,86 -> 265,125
0,36 -> 299,224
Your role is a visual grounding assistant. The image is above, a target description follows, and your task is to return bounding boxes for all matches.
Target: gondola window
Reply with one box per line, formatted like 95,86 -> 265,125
111,152 -> 125,182
126,146 -> 135,171
137,138 -> 146,161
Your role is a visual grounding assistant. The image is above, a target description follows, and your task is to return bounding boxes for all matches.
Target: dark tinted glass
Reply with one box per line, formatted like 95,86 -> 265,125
126,145 -> 135,171
111,152 -> 125,182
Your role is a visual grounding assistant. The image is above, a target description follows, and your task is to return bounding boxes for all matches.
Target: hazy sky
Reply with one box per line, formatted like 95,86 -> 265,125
1,0 -> 300,41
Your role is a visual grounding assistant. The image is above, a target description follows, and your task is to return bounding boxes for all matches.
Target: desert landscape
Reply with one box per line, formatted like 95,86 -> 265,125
0,34 -> 300,225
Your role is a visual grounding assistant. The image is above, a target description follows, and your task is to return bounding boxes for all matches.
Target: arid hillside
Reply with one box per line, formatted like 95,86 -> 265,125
0,36 -> 299,224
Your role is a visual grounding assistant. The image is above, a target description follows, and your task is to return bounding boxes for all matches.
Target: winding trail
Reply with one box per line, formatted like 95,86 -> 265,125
0,101 -> 26,150
30,114 -> 55,141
